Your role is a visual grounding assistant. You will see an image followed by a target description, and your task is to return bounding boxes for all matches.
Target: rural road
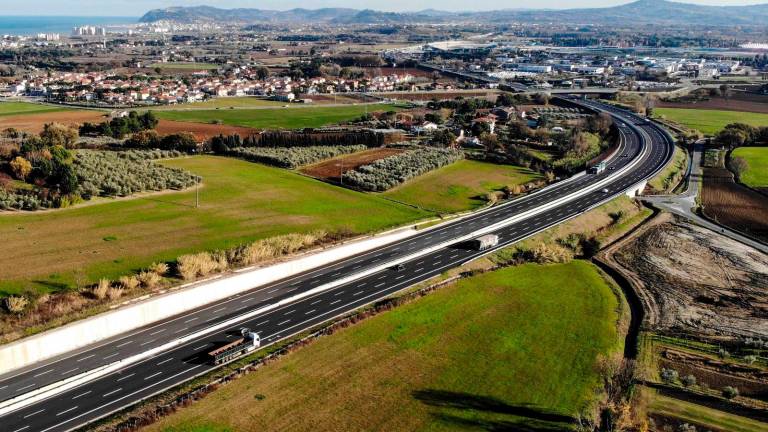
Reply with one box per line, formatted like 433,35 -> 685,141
0,97 -> 675,432
643,141 -> 768,254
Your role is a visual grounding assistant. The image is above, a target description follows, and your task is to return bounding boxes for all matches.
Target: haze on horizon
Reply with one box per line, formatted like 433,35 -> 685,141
0,0 -> 766,17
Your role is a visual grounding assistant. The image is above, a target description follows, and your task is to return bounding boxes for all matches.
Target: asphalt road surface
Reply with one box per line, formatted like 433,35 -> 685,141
0,98 -> 675,432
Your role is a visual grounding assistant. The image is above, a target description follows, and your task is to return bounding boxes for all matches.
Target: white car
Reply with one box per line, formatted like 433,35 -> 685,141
601,188 -> 610,194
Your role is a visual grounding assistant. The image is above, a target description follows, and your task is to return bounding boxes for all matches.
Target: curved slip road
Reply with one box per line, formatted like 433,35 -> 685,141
0,98 -> 675,432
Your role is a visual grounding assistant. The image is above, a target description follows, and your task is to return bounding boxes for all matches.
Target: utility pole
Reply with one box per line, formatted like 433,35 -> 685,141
195,176 -> 201,208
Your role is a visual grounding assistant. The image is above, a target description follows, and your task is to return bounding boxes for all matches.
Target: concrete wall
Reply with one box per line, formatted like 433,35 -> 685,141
0,228 -> 418,375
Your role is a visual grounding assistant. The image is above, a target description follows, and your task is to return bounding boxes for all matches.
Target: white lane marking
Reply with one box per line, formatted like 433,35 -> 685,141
76,354 -> 95,362
173,327 -> 188,334
330,300 -> 341,305
156,358 -> 174,366
116,340 -> 133,348
256,320 -> 269,326
334,291 -> 345,296
56,406 -> 78,416
116,373 -> 135,382
374,282 -> 385,288
310,299 -> 322,305
149,329 -> 166,336
61,367 -> 79,375
354,291 -> 364,296
415,267 -> 423,273
103,388 -> 122,397
144,372 -> 162,381
434,261 -> 442,266
33,369 -> 54,378
304,309 -> 316,315
18,383 -> 35,391
193,344 -> 209,351
240,297 -> 254,303
184,317 -> 199,323
395,275 -> 405,280
0,385 -> 7,390
139,338 -> 157,346
284,309 -> 295,315
277,319 -> 291,326
212,307 -> 226,313
267,288 -> 279,294
103,352 -> 120,360
24,409 -> 45,418
12,426 -> 29,432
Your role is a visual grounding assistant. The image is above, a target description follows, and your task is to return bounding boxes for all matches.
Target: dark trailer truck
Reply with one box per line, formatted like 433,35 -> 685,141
208,328 -> 261,365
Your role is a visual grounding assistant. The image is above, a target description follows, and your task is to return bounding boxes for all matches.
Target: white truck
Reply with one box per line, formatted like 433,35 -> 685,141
208,328 -> 261,365
471,234 -> 500,251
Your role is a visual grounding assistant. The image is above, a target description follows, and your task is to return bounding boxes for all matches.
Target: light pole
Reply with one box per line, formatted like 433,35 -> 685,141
195,176 -> 201,208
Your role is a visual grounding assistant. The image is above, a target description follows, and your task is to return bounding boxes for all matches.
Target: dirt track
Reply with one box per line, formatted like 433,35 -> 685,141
606,217 -> 768,341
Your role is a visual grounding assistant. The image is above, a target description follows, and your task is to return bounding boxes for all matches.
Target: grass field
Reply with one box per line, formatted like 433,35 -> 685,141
149,62 -> 219,70
648,145 -> 688,192
154,103 -> 404,129
384,160 -> 540,213
655,108 -> 768,135
149,97 -> 285,110
0,101 -> 67,117
0,156 -> 429,296
732,146 -> 768,189
649,394 -> 767,432
147,261 -> 622,432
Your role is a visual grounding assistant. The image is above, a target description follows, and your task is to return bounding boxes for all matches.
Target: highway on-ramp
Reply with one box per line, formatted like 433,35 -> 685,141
0,99 -> 675,432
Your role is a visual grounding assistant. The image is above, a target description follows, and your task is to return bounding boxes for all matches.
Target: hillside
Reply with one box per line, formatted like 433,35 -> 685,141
140,0 -> 768,26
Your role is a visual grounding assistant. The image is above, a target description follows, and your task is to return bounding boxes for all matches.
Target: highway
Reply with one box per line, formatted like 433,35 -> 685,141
0,98 -> 675,432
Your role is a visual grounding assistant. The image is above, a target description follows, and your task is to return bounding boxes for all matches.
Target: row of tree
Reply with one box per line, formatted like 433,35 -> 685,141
208,131 -> 386,154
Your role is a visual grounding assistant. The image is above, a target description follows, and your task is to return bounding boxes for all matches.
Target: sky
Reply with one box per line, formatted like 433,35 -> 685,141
0,0 -> 766,16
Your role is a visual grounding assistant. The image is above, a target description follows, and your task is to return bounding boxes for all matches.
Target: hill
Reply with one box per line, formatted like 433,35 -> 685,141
140,0 -> 768,26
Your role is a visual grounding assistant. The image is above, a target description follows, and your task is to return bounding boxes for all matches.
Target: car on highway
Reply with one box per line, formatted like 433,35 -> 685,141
601,188 -> 610,193
392,263 -> 405,271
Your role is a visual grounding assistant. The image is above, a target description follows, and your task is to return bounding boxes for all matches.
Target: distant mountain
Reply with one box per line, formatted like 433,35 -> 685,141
140,0 -> 768,26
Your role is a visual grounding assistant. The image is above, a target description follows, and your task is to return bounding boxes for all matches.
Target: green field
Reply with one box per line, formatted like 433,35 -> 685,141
149,97 -> 286,110
649,394 -> 767,432
147,260 -> 622,432
0,101 -> 66,117
0,156 -> 429,295
384,160 -> 540,213
655,108 -> 768,135
150,62 -> 219,70
154,103 -> 403,129
732,146 -> 768,188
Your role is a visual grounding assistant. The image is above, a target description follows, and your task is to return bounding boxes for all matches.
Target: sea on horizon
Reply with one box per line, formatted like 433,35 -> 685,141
0,16 -> 137,36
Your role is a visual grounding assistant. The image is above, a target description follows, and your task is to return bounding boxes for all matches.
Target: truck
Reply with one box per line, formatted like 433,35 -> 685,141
588,161 -> 607,175
207,328 -> 261,365
470,234 -> 499,251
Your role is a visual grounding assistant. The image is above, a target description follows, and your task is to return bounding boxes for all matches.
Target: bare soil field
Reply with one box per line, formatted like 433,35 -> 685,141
0,110 -> 106,134
612,219 -> 768,341
301,148 -> 405,181
155,119 -> 258,141
658,97 -> 768,114
702,167 -> 768,243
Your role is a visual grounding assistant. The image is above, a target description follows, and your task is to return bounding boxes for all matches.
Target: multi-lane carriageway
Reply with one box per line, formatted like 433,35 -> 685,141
0,98 -> 675,432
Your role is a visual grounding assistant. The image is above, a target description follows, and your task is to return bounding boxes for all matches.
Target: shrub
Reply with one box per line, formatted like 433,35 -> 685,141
177,252 -> 221,280
137,271 -> 162,289
90,278 -> 111,300
228,145 -> 366,169
530,243 -> 573,264
149,262 -> 169,276
343,147 -> 463,191
118,275 -> 140,291
4,296 -> 29,313
660,368 -> 679,384
106,287 -> 124,300
722,386 -> 739,399
681,374 -> 697,387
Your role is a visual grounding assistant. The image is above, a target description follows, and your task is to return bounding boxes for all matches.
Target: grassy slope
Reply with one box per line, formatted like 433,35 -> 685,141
0,156 -> 429,295
732,146 -> 768,188
384,160 -> 540,213
648,145 -> 687,192
655,108 -> 768,135
154,104 -> 403,129
0,101 -> 66,117
148,261 -> 621,432
650,394 -> 767,432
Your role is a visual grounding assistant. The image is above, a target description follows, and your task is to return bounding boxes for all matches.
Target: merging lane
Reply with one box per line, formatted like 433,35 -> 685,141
0,99 -> 675,432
